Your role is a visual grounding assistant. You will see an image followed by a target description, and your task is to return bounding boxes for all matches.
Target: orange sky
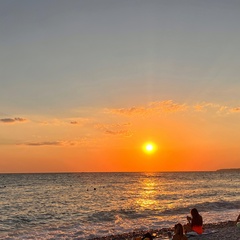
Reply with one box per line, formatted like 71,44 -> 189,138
1,101 -> 240,173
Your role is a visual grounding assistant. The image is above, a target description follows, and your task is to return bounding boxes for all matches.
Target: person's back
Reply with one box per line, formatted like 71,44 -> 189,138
184,208 -> 203,234
173,223 -> 188,240
191,208 -> 203,234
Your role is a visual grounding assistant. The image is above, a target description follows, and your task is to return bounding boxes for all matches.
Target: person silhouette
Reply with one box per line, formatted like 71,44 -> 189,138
172,223 -> 187,240
184,208 -> 203,234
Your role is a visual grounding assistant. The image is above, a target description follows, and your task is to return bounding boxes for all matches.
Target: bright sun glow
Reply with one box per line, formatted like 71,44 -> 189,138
146,144 -> 153,151
143,142 -> 157,154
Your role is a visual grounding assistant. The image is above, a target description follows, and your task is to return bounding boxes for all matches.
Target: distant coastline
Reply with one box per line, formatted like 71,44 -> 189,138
216,168 -> 240,172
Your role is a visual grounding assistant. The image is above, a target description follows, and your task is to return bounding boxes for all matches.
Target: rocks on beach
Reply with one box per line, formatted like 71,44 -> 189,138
89,221 -> 240,240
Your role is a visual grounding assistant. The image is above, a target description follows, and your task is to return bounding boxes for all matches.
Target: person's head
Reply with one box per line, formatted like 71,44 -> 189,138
174,223 -> 184,236
191,208 -> 199,218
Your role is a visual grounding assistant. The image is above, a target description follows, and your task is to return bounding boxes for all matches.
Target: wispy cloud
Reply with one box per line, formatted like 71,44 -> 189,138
39,118 -> 90,126
0,117 -> 27,124
70,121 -> 79,125
193,102 -> 226,112
69,118 -> 90,125
105,100 -> 187,117
22,141 -> 62,146
229,107 -> 240,113
39,119 -> 63,126
193,102 -> 240,114
19,139 -> 91,147
149,100 -> 188,112
106,100 -> 240,117
95,123 -> 132,137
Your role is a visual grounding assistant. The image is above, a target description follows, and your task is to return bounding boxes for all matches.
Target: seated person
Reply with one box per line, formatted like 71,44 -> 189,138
184,208 -> 203,234
172,223 -> 188,240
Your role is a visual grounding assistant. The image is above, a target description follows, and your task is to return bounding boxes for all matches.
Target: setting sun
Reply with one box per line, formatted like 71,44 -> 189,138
143,142 -> 157,154
146,144 -> 153,151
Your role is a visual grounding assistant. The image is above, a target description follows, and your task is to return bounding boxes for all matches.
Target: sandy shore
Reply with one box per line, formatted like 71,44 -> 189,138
90,221 -> 240,240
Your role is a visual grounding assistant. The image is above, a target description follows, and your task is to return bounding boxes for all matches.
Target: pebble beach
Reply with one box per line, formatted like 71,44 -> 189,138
90,221 -> 240,240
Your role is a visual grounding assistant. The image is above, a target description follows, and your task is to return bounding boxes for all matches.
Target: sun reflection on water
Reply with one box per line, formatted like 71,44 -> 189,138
136,176 -> 159,209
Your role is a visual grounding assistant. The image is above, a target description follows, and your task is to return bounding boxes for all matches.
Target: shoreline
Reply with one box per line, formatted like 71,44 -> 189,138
89,221 -> 239,240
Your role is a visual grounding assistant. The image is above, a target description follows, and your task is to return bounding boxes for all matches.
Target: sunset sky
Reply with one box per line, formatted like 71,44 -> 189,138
1,0 -> 240,173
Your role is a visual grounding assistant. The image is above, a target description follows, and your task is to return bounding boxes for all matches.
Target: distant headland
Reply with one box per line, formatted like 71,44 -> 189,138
216,168 -> 240,172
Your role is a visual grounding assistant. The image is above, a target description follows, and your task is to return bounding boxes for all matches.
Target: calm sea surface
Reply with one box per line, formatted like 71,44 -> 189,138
0,172 -> 239,239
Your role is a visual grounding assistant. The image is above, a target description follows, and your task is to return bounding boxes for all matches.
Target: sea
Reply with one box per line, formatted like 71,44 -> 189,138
0,171 -> 239,239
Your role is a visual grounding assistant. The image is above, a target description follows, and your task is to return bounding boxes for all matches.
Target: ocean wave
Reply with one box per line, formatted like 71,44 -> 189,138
160,199 -> 240,216
84,199 -> 240,224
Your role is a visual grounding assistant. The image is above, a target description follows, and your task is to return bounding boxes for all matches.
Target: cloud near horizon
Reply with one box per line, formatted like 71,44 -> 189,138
0,117 -> 27,124
95,123 -> 132,137
193,102 -> 229,113
69,118 -> 90,125
106,100 -> 240,117
193,102 -> 240,115
39,117 -> 90,126
229,107 -> 240,113
20,141 -> 62,146
18,138 -> 92,147
105,100 -> 188,117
